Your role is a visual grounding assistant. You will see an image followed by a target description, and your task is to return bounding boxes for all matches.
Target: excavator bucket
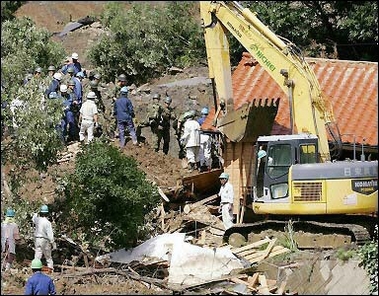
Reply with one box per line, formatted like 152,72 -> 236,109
217,98 -> 279,142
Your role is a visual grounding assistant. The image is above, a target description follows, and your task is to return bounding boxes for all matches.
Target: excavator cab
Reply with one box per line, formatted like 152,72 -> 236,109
254,134 -> 319,202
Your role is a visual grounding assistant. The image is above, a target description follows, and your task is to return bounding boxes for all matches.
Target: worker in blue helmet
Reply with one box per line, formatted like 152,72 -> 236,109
197,106 -> 209,126
1,208 -> 21,271
32,205 -> 56,272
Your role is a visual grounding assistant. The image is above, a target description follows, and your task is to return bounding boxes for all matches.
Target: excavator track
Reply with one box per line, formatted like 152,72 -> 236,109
224,216 -> 375,249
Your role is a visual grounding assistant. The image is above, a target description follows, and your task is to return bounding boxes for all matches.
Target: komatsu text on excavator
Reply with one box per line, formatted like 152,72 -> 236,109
200,1 -> 378,248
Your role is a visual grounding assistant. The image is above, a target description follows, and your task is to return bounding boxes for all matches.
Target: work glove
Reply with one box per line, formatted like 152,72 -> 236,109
95,122 -> 99,128
52,242 -> 57,251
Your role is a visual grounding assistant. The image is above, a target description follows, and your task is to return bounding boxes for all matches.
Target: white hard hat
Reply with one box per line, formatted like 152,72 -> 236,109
87,91 -> 97,99
60,84 -> 68,93
53,72 -> 62,81
71,52 -> 79,59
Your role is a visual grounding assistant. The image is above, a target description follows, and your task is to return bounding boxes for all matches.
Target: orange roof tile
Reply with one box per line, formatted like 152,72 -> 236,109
203,52 -> 378,147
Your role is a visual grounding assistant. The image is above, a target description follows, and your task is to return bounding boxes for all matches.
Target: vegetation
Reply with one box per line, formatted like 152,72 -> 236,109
1,1 -> 26,22
1,17 -> 66,180
87,1 -> 205,85
357,225 -> 378,294
239,1 -> 378,62
57,140 -> 161,250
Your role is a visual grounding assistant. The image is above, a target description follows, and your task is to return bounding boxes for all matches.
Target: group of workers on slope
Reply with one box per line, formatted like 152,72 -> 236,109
6,51 -> 222,171
136,92 -> 216,172
1,205 -> 57,294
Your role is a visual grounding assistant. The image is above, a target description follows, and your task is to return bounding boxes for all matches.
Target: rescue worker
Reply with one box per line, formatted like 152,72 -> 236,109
89,81 -> 105,114
217,172 -> 234,230
114,86 -> 138,148
88,80 -> 105,137
59,84 -> 77,143
107,74 -> 128,139
160,96 -> 178,155
1,208 -> 21,271
45,72 -> 62,99
61,65 -> 75,85
48,91 -> 65,144
23,73 -> 33,86
79,91 -> 99,143
199,131 -> 213,171
176,110 -> 194,159
139,93 -> 164,152
197,106 -> 209,126
32,205 -> 56,272
61,52 -> 82,75
74,71 -> 85,104
180,110 -> 201,171
47,65 -> 56,77
24,258 -> 56,295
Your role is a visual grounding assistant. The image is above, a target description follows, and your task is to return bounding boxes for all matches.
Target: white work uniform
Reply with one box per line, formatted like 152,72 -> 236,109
218,181 -> 234,230
199,132 -> 212,169
181,119 -> 200,164
32,213 -> 55,270
79,99 -> 98,142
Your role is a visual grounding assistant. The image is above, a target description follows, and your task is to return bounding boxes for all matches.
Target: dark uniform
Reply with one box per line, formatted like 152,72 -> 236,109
106,74 -> 127,139
138,93 -> 164,152
160,96 -> 177,155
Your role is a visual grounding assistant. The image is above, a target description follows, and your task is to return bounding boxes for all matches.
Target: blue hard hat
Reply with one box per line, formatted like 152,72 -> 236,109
40,204 -> 49,213
201,107 -> 209,115
219,172 -> 229,180
6,208 -> 15,217
257,150 -> 267,159
48,92 -> 58,99
76,71 -> 84,78
120,86 -> 128,94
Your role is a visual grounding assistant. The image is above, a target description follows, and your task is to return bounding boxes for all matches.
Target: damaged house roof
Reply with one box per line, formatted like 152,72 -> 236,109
202,53 -> 378,149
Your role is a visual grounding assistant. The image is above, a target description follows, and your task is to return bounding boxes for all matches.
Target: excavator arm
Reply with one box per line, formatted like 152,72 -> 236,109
200,1 -> 338,162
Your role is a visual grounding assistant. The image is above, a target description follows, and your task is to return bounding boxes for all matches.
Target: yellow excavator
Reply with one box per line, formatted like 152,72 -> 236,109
200,1 -> 378,248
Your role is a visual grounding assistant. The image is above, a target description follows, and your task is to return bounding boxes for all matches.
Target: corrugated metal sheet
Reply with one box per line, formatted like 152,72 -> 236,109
203,52 -> 378,147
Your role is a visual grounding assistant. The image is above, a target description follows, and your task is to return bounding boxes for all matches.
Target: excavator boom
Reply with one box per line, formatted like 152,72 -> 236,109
200,1 -> 336,161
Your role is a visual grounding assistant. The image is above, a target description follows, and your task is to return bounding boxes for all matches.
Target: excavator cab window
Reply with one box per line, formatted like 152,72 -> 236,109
299,144 -> 317,164
267,144 -> 292,179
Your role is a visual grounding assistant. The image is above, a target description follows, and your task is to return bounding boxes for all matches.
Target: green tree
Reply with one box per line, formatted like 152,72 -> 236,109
87,1 -> 205,85
240,1 -> 378,62
1,17 -> 66,194
1,1 -> 26,22
58,140 -> 161,250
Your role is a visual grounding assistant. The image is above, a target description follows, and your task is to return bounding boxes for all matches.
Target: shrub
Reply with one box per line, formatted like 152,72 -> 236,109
357,224 -> 378,294
59,140 -> 161,250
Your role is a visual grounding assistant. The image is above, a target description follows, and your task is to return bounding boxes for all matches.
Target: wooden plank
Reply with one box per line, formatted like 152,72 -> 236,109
260,237 -> 277,259
183,194 -> 218,214
247,273 -> 260,287
231,237 -> 271,254
158,187 -> 170,202
248,246 -> 290,264
244,245 -> 282,261
160,203 -> 165,230
230,277 -> 257,292
258,274 -> 270,295
276,280 -> 287,295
